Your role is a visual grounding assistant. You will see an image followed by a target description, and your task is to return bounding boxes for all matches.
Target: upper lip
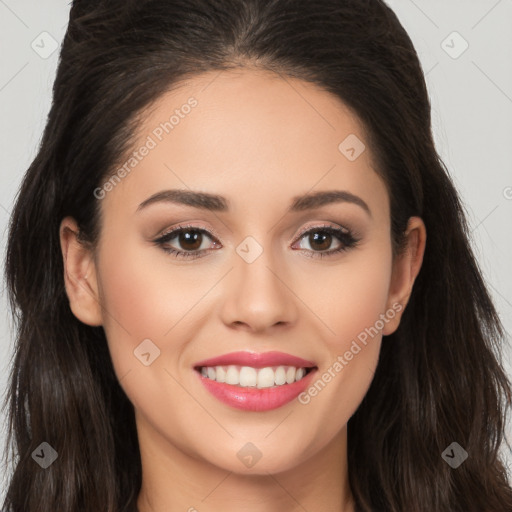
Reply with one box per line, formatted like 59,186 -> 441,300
194,351 -> 316,369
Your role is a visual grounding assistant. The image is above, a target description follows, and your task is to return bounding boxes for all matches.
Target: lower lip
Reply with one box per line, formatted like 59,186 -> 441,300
196,369 -> 317,412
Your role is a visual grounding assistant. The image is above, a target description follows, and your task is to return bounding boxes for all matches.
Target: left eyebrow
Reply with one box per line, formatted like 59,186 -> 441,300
136,189 -> 372,217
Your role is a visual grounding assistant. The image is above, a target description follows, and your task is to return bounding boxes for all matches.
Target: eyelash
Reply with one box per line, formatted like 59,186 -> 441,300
153,223 -> 361,260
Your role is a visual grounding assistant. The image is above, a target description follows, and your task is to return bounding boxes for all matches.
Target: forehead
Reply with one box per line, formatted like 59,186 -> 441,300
102,67 -> 389,220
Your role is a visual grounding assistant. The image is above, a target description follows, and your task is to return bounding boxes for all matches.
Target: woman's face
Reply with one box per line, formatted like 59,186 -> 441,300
61,68 -> 424,475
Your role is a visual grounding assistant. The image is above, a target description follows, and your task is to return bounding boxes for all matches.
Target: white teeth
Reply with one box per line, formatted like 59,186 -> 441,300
274,366 -> 286,385
286,366 -> 296,384
225,365 -> 239,385
239,366 -> 257,387
295,367 -> 305,381
216,365 -> 226,383
199,365 -> 311,388
257,367 -> 275,388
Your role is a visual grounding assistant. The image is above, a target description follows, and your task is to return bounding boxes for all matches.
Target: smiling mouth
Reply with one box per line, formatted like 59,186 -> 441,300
195,365 -> 316,389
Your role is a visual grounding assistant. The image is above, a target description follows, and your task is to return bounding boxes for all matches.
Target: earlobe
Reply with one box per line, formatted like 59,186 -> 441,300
59,217 -> 103,327
382,216 -> 426,336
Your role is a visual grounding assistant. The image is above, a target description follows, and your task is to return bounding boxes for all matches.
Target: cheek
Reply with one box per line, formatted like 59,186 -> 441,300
304,237 -> 393,350
292,240 -> 393,439
94,236 -> 190,376
94,233 -> 228,390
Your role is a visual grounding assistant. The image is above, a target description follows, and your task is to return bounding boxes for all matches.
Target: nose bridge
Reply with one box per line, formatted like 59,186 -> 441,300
220,233 -> 298,332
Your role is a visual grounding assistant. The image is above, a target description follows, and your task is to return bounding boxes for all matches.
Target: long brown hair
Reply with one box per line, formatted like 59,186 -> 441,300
3,1 -> 512,510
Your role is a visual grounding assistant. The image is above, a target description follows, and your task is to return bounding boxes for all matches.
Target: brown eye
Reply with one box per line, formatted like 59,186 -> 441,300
292,225 -> 360,259
154,226 -> 220,259
176,230 -> 204,251
307,231 -> 336,252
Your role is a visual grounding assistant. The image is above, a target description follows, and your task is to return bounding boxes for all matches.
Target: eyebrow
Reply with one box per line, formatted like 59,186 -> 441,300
137,189 -> 371,217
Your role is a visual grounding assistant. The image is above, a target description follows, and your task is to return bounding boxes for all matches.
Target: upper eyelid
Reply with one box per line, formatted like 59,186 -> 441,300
157,224 -> 221,242
294,223 -> 350,239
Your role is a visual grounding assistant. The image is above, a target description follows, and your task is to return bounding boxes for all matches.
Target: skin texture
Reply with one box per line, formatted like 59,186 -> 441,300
59,68 -> 426,512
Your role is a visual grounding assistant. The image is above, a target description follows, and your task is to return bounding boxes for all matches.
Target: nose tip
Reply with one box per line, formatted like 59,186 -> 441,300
219,256 -> 298,334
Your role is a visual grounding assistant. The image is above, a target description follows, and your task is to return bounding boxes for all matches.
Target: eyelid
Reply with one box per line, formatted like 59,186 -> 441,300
156,221 -> 353,246
157,222 -> 223,243
292,222 -> 352,243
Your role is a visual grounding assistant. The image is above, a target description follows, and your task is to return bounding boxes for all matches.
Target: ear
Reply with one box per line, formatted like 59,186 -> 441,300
382,216 -> 426,335
59,217 -> 103,326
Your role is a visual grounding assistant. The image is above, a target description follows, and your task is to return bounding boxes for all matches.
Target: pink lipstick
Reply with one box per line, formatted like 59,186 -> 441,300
194,351 -> 317,412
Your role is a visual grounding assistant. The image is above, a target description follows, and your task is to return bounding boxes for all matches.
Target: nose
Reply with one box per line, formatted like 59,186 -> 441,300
219,247 -> 299,334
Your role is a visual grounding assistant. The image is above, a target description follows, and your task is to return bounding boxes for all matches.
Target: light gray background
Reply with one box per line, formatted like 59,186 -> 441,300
0,0 -> 511,499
